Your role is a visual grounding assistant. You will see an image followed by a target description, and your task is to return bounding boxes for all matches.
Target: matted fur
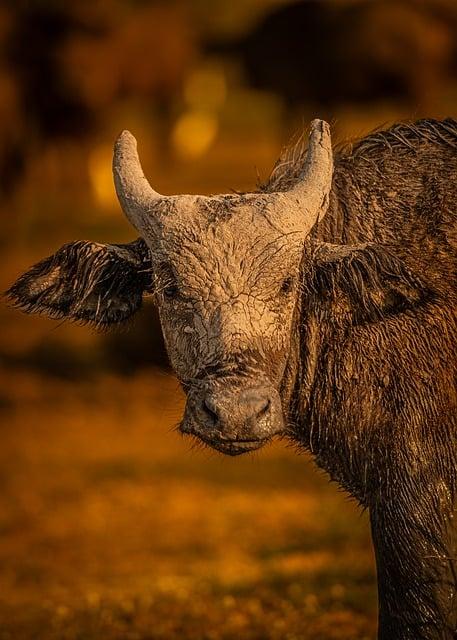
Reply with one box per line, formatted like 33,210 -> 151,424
6,238 -> 151,327
264,118 -> 457,193
305,242 -> 428,325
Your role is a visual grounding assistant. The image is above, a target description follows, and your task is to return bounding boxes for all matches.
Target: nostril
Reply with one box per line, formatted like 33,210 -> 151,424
257,398 -> 271,419
202,398 -> 219,425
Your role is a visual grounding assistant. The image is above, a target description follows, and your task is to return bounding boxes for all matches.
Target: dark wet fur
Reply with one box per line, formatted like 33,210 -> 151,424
281,119 -> 457,639
6,238 -> 152,328
264,118 -> 457,193
305,242 -> 430,325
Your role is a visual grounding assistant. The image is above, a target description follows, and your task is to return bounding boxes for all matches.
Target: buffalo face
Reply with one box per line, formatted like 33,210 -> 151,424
7,120 -> 333,456
149,203 -> 307,454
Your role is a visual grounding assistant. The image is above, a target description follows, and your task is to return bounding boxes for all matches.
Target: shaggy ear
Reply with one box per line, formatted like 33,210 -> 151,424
6,238 -> 152,327
306,242 -> 428,324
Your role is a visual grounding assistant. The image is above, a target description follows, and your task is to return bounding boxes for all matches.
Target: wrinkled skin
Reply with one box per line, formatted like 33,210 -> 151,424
148,195 -> 305,454
7,119 -> 457,639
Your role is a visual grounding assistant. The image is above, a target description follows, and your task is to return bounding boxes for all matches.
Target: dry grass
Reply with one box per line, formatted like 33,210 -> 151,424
0,367 -> 377,640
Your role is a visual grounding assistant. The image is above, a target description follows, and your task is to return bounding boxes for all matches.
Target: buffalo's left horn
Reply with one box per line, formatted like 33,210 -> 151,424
272,119 -> 333,234
113,130 -> 164,232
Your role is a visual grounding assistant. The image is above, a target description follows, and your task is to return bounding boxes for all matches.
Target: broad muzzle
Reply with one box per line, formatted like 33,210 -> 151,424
181,379 -> 285,455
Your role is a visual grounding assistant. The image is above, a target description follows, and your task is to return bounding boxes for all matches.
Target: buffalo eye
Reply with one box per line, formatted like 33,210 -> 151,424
163,282 -> 179,299
158,262 -> 180,300
280,276 -> 295,295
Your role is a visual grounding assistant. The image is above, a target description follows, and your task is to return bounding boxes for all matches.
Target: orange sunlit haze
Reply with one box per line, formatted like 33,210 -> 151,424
1,1 -> 456,638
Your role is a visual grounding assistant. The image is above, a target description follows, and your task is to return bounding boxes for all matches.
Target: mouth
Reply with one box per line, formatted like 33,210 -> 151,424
188,430 -> 269,456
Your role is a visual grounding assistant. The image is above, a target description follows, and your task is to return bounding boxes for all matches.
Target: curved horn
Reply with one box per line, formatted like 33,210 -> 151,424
272,119 -> 333,234
113,122 -> 332,238
294,119 -> 333,213
113,130 -> 163,232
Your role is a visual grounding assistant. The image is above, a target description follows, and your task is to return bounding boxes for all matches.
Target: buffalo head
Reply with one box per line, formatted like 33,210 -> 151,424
8,121 -> 334,455
111,120 -> 333,454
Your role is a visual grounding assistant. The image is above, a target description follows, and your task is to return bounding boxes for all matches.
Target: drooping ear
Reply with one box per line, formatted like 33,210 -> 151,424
305,242 -> 429,324
6,238 -> 152,327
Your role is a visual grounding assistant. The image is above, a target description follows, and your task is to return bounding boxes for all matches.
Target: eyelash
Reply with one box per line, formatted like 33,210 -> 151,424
280,276 -> 295,294
163,282 -> 179,299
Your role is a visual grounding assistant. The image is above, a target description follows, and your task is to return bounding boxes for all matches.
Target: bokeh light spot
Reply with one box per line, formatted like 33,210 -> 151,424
171,110 -> 219,160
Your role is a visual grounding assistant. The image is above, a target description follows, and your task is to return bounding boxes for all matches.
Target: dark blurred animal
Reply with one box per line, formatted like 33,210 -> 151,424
211,0 -> 457,109
1,2 -> 195,198
7,118 -> 457,639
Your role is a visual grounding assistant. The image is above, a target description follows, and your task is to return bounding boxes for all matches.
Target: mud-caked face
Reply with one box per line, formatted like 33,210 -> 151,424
148,197 -> 305,455
112,119 -> 333,455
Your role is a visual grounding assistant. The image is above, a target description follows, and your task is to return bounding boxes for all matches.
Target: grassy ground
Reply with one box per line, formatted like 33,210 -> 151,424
0,367 -> 377,640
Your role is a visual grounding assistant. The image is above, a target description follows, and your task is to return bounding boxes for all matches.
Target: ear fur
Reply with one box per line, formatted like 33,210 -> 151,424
305,242 -> 429,324
6,238 -> 152,327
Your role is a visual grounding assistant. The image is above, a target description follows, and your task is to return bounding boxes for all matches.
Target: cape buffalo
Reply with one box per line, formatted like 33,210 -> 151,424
7,118 -> 457,639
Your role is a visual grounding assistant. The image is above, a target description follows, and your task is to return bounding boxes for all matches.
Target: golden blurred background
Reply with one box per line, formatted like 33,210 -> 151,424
0,1 -> 456,638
